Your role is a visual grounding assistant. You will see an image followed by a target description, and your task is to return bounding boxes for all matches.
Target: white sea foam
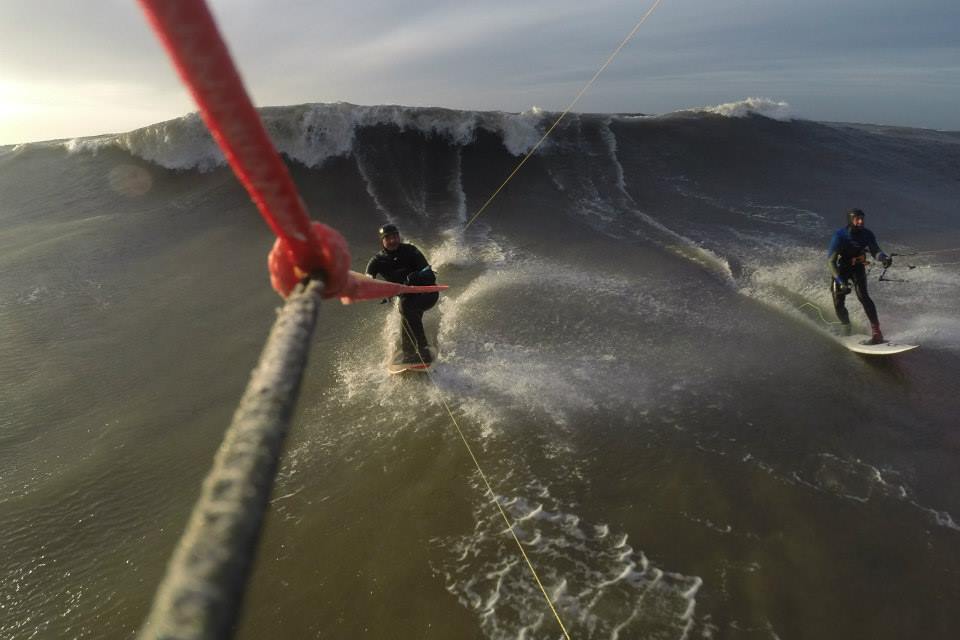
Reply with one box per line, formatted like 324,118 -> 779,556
739,451 -> 960,534
690,97 -> 795,121
543,117 -> 736,287
615,97 -> 795,122
631,208 -> 737,286
286,103 -> 546,163
802,453 -> 905,503
422,253 -> 730,444
739,239 -> 960,348
67,112 -> 226,171
63,102 -> 547,171
879,263 -> 960,352
333,245 -> 694,443
429,227 -> 509,270
319,248 -> 710,636
0,143 -> 27,159
436,255 -> 682,346
434,480 -> 703,639
897,311 -> 960,353
599,117 -> 627,195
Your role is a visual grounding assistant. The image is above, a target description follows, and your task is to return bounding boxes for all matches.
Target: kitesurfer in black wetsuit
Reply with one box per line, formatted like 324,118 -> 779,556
366,224 -> 439,363
827,208 -> 892,344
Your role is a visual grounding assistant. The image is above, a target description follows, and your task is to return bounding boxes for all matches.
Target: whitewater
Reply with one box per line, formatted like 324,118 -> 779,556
2,100 -> 960,639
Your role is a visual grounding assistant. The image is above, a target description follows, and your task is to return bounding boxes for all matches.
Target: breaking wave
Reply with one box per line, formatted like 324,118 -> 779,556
64,103 -> 550,171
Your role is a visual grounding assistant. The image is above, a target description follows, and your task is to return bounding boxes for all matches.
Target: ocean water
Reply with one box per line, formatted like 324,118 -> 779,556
2,101 -> 960,639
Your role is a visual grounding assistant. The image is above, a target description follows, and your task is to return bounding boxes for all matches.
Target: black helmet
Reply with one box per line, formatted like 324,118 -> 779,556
847,208 -> 865,226
379,223 -> 399,238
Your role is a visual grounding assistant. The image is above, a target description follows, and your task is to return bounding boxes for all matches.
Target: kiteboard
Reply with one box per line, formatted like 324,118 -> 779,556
386,347 -> 437,374
839,335 -> 918,355
387,360 -> 432,374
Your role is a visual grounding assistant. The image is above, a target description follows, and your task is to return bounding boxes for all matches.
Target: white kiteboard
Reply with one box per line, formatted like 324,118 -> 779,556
839,335 -> 918,355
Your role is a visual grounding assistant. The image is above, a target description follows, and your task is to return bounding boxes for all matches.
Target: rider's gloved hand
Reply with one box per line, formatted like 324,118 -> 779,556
878,252 -> 893,268
833,277 -> 851,295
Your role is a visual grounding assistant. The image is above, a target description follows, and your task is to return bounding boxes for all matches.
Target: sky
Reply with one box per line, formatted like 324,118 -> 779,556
1,0 -> 958,145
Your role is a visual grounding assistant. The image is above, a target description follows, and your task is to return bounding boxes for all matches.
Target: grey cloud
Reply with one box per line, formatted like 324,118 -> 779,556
1,0 -> 958,144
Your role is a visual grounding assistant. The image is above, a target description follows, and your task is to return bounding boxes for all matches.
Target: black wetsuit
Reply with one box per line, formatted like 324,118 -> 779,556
826,226 -> 883,327
366,243 -> 438,361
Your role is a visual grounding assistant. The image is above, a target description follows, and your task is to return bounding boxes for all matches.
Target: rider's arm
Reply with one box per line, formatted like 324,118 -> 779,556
865,230 -> 892,266
365,256 -> 380,278
408,245 -> 429,272
865,230 -> 882,257
826,231 -> 842,279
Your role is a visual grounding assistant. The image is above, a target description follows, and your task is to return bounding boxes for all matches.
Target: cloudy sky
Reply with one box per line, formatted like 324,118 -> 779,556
1,0 -> 958,144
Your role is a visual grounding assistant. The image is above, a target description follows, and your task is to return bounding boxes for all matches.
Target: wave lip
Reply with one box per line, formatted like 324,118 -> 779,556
684,97 -> 795,121
62,102 -> 551,171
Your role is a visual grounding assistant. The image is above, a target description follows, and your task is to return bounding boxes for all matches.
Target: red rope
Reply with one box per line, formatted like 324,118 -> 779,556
138,0 -> 448,303
138,0 -> 334,273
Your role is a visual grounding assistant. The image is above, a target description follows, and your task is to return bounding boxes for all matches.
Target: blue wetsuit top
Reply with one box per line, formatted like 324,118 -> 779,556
826,227 -> 882,277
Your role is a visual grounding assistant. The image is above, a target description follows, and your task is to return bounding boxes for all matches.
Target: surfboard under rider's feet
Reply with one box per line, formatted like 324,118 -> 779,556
386,347 -> 436,374
839,334 -> 918,355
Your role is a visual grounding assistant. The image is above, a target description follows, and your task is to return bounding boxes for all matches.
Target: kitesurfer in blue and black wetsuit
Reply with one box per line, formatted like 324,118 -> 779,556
366,224 -> 439,363
827,208 -> 893,344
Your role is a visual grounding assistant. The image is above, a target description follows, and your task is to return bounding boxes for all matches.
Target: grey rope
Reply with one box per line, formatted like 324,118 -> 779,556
139,278 -> 324,640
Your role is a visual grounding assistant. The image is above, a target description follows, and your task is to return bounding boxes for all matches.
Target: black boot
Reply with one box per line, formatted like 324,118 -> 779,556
417,345 -> 434,364
867,324 -> 885,345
